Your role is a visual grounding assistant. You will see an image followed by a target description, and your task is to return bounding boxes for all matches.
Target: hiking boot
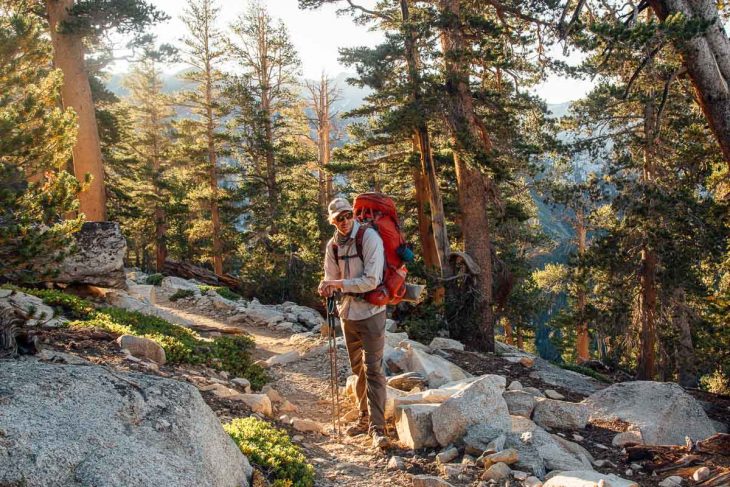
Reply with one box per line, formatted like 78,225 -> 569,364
370,428 -> 389,449
345,413 -> 369,437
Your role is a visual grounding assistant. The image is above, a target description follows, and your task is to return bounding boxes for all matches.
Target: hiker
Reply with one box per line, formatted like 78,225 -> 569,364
317,197 -> 389,449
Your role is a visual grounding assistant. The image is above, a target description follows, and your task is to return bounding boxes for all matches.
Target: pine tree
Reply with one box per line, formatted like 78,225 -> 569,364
179,0 -> 228,274
0,0 -> 82,282
110,55 -> 175,272
227,1 -> 302,233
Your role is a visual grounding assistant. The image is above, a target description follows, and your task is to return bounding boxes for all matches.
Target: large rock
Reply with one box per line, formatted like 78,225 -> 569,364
117,335 -> 166,365
533,399 -> 589,430
432,375 -> 511,446
543,471 -> 638,487
395,404 -> 439,449
405,347 -> 472,388
127,284 -> 157,304
582,381 -> 717,445
503,390 -> 536,418
0,360 -> 251,487
54,222 -> 127,288
506,417 -> 593,477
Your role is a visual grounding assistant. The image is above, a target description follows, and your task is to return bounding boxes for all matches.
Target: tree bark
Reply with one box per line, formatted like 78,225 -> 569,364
648,0 -> 730,166
412,161 -> 439,269
637,97 -> 658,380
46,0 -> 107,221
504,317 -> 514,345
671,287 -> 698,387
204,27 -> 223,276
257,11 -> 278,230
439,0 -> 496,352
575,208 -> 590,362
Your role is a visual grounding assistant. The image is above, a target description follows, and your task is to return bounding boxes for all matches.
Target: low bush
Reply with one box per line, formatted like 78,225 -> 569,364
198,285 -> 242,301
14,287 -> 267,389
145,273 -> 164,286
169,289 -> 196,302
224,417 -> 315,487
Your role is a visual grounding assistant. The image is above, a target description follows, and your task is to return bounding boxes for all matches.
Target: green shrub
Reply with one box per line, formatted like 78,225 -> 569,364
700,369 -> 730,395
169,289 -> 195,301
198,285 -> 242,301
71,306 -> 267,388
10,287 -> 267,387
224,417 -> 315,487
145,273 -> 164,286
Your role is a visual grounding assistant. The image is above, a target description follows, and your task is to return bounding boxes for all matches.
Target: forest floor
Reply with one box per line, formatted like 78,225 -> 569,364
36,293 -> 730,487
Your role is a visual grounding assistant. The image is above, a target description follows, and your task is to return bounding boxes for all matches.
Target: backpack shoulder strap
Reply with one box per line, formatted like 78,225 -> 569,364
355,224 -> 367,262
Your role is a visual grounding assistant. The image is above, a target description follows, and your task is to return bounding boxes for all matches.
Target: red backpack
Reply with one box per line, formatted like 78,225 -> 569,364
333,193 -> 410,306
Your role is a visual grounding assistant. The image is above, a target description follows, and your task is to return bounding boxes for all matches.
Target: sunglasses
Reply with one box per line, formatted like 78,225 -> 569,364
335,211 -> 353,223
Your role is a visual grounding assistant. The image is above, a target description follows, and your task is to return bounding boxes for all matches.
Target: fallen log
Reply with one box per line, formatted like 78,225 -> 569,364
697,434 -> 730,456
162,260 -> 241,290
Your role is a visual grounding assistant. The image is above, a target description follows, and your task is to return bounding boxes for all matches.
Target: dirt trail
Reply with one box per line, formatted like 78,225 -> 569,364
155,299 -> 416,487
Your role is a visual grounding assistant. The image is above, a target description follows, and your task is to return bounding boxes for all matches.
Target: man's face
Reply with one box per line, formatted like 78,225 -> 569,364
332,211 -> 354,235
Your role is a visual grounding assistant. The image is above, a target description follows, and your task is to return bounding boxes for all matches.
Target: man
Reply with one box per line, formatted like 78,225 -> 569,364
318,197 -> 388,449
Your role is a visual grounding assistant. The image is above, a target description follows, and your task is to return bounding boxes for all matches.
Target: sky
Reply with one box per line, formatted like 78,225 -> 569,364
110,0 -> 593,105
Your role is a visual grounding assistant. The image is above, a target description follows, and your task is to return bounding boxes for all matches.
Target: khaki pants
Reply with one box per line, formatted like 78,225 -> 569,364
342,310 -> 386,431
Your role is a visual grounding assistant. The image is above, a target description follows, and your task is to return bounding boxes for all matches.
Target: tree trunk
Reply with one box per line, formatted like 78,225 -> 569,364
205,49 -> 223,275
504,317 -> 514,345
401,0 -> 451,282
636,84 -> 660,380
46,0 -> 107,221
672,287 -> 699,387
439,0 -> 496,352
649,0 -> 730,166
575,208 -> 590,362
258,15 -> 278,230
412,161 -> 439,269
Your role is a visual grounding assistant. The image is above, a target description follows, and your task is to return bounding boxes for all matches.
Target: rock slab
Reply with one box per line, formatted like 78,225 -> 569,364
395,404 -> 439,449
583,381 -> 717,445
0,360 -> 251,487
432,375 -> 511,446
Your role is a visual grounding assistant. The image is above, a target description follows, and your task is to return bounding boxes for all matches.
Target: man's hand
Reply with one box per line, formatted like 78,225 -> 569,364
318,279 -> 343,297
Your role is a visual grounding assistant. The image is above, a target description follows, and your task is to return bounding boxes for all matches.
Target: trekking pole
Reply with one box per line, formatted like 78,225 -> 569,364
326,294 -> 341,440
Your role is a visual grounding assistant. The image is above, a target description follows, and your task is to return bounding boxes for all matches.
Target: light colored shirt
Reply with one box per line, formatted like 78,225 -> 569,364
324,220 -> 386,320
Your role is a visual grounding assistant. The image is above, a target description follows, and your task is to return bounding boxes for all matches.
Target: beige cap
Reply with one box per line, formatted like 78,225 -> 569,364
327,197 -> 353,222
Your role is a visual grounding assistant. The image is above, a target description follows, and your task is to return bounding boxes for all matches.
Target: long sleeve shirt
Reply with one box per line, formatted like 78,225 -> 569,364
323,220 -> 386,320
